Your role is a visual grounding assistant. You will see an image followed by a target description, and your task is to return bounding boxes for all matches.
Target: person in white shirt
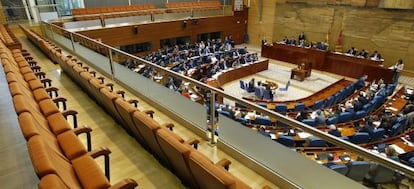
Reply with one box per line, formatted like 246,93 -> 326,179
390,59 -> 404,84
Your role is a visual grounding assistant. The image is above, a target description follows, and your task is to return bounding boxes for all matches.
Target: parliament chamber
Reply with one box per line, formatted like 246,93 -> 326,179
2,0 -> 414,189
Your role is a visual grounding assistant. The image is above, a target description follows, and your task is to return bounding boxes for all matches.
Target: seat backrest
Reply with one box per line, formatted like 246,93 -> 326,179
350,132 -> 370,144
114,98 -> 140,139
328,164 -> 349,175
239,80 -> 245,89
389,123 -> 403,137
302,119 -> 316,127
294,102 -> 305,112
369,128 -> 385,142
275,104 -> 287,114
326,116 -> 338,125
353,110 -> 367,120
308,138 -> 327,147
188,152 -> 251,189
277,135 -> 295,147
312,100 -> 324,110
131,111 -> 169,166
338,112 -> 353,123
155,129 -> 198,189
366,164 -> 395,184
346,161 -> 371,181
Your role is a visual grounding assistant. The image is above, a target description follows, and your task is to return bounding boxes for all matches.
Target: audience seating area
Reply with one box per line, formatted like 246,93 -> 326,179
20,24 -> 261,189
0,25 -> 21,50
70,1 -> 221,21
165,1 -> 222,13
1,26 -> 138,188
71,4 -> 164,21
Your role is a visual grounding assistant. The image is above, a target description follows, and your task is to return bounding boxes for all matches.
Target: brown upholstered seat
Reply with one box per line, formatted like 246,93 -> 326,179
188,152 -> 251,189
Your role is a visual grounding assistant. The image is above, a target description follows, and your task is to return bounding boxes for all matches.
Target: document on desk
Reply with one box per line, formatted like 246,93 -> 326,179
390,144 -> 405,154
297,132 -> 311,139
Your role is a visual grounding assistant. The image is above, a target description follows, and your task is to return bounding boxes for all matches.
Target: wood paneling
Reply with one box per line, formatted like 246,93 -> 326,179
77,9 -> 248,51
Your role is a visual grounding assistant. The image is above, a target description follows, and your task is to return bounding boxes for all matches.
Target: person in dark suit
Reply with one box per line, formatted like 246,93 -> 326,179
289,36 -> 296,46
346,47 -> 357,56
328,124 -> 342,137
282,36 -> 289,44
298,32 -> 305,42
358,91 -> 369,105
353,98 -> 363,112
247,78 -> 255,92
370,50 -> 382,60
261,37 -> 267,46
295,111 -> 308,122
360,120 -> 375,134
356,75 -> 368,89
358,49 -> 368,58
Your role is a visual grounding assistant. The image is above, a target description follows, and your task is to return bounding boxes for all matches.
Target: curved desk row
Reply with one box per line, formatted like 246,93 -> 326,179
207,59 -> 269,88
243,78 -> 351,110
261,44 -> 393,83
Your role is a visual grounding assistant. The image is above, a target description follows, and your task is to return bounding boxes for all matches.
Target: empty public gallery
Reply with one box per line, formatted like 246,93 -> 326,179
2,0 -> 414,188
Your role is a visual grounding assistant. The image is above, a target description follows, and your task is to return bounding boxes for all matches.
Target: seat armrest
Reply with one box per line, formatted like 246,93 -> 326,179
216,158 -> 232,171
127,99 -> 139,108
98,76 -> 105,84
89,70 -> 96,77
108,178 -> 138,189
88,146 -> 112,180
116,90 -> 125,99
62,109 -> 78,128
35,71 -> 46,79
162,123 -> 174,131
46,87 -> 59,98
88,146 -> 112,159
31,65 -> 41,72
52,97 -> 67,110
105,83 -> 114,91
83,66 -> 89,71
143,110 -> 155,118
41,78 -> 52,87
73,125 -> 93,151
185,138 -> 200,149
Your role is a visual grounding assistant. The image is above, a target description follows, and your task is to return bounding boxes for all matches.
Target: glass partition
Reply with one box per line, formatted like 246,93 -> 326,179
41,21 -> 414,188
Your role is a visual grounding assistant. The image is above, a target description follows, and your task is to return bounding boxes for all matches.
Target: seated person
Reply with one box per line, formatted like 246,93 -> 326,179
315,110 -> 327,126
328,124 -> 342,137
298,32 -> 305,42
289,36 -> 296,46
358,49 -> 368,58
346,47 -> 357,56
282,36 -> 289,44
323,154 -> 337,167
295,111 -> 308,122
370,50 -> 382,61
359,119 -> 375,134
247,78 -> 255,92
261,37 -> 267,46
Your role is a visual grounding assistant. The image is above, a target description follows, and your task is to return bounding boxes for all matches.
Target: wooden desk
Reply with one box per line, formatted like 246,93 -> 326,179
261,44 -> 393,83
212,59 -> 269,87
291,68 -> 307,81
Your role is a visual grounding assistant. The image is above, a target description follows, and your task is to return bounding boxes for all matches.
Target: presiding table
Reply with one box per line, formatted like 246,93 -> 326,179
261,43 -> 393,83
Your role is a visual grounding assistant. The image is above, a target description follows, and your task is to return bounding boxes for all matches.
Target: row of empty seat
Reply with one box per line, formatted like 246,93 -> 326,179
0,24 -> 21,50
21,25 -> 267,189
1,27 -> 138,188
165,1 -> 222,13
71,4 -> 163,21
